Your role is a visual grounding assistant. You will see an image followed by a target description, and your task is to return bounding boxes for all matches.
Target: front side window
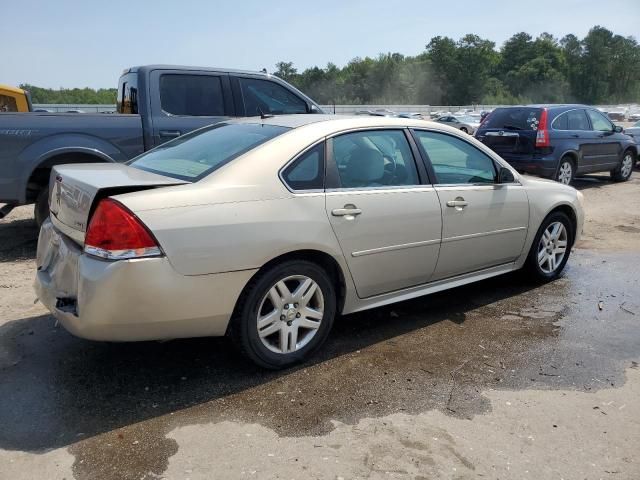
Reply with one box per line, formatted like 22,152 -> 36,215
0,94 -> 18,112
160,74 -> 224,116
239,78 -> 307,116
587,109 -> 613,132
130,123 -> 289,181
282,143 -> 325,191
332,130 -> 420,188
414,130 -> 496,184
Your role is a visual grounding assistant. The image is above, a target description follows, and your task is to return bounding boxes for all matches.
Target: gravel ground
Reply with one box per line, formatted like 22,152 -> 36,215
0,172 -> 639,480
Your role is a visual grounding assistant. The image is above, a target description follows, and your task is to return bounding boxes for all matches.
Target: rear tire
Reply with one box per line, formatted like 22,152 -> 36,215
524,211 -> 574,282
34,187 -> 50,227
611,149 -> 634,182
230,260 -> 336,369
555,157 -> 575,185
460,127 -> 468,134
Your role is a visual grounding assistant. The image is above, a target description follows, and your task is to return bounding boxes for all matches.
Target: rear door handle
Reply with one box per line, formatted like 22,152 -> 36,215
446,200 -> 468,208
571,133 -> 580,138
332,207 -> 362,217
159,130 -> 182,138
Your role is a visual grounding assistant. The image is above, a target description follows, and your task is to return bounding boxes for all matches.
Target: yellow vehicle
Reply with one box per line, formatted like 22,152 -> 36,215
0,84 -> 32,112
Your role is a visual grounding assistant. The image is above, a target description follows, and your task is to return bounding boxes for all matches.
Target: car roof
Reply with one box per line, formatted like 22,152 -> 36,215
234,114 -> 430,127
124,64 -> 274,78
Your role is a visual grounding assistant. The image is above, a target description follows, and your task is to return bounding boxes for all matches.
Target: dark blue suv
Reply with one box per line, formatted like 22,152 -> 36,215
475,105 -> 637,184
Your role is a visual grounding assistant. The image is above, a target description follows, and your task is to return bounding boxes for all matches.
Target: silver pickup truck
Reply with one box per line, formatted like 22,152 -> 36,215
0,65 -> 323,224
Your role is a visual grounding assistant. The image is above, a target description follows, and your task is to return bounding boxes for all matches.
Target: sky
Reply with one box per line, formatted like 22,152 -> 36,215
2,0 -> 639,89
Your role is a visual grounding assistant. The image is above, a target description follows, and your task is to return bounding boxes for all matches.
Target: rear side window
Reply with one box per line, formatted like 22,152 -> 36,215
117,72 -> 138,114
239,78 -> 307,116
567,110 -> 590,130
130,123 -> 289,181
0,94 -> 18,112
587,109 -> 613,132
160,75 -> 224,116
332,130 -> 420,188
553,110 -> 590,131
282,143 -> 325,191
483,107 -> 542,131
415,130 -> 496,185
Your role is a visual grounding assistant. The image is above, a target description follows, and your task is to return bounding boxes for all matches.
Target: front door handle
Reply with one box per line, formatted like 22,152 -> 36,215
332,206 -> 362,217
446,199 -> 468,208
571,133 -> 580,138
159,130 -> 182,138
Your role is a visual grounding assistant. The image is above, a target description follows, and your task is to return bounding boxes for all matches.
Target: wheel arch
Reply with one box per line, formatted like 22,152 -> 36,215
24,149 -> 113,203
546,203 -> 578,246
229,249 -> 349,333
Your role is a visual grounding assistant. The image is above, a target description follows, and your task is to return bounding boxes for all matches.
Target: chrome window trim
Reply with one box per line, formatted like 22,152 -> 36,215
325,185 -> 436,195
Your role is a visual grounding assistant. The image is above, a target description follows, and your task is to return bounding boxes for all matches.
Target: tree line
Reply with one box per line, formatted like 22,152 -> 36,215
19,26 -> 639,106
19,85 -> 117,105
275,26 -> 640,106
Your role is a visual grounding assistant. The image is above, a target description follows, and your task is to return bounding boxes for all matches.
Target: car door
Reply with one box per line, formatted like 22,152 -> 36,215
149,69 -> 234,146
325,129 -> 442,298
585,108 -> 622,170
411,129 -> 529,280
553,109 -> 592,172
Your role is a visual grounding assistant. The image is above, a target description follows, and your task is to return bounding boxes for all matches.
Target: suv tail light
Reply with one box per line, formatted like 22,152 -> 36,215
535,108 -> 550,147
84,198 -> 161,260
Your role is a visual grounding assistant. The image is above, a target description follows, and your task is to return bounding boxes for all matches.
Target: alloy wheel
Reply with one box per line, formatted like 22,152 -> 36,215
256,275 -> 324,354
557,161 -> 572,185
621,153 -> 633,179
537,221 -> 568,274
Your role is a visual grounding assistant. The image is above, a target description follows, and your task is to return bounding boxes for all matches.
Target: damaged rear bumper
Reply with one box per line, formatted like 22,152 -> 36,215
34,219 -> 256,341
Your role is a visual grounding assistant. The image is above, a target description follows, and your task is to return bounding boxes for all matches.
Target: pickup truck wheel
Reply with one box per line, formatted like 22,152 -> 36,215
34,187 -> 50,227
611,150 -> 634,182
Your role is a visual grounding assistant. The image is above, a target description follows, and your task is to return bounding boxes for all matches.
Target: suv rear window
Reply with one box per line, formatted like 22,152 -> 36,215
483,107 -> 542,131
130,123 -> 289,181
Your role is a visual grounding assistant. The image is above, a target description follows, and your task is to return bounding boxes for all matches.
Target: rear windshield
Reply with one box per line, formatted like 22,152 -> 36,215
130,123 -> 289,181
483,107 -> 542,131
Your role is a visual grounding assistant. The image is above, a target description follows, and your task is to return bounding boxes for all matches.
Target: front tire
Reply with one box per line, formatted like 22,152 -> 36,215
34,187 -> 50,227
524,211 -> 574,282
460,127 -> 469,134
611,149 -> 634,182
556,157 -> 574,185
230,260 -> 336,369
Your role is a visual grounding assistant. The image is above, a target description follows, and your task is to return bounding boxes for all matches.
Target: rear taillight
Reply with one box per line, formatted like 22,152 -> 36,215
84,198 -> 161,260
535,108 -> 550,147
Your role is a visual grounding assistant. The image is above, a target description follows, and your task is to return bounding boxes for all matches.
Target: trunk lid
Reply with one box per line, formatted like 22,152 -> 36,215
476,107 -> 542,155
49,163 -> 186,241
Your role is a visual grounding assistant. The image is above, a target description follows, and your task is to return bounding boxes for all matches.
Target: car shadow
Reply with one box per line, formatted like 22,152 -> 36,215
0,269 -> 543,453
572,174 -> 616,191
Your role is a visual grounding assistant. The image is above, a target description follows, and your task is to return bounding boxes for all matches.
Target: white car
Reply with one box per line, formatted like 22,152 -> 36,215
35,115 -> 584,368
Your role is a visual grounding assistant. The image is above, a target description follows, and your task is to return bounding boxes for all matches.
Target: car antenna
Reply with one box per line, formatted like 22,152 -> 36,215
257,107 -> 274,120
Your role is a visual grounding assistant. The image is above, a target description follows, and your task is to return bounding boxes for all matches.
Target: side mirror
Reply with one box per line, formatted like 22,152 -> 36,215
614,125 -> 624,133
498,166 -> 515,183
